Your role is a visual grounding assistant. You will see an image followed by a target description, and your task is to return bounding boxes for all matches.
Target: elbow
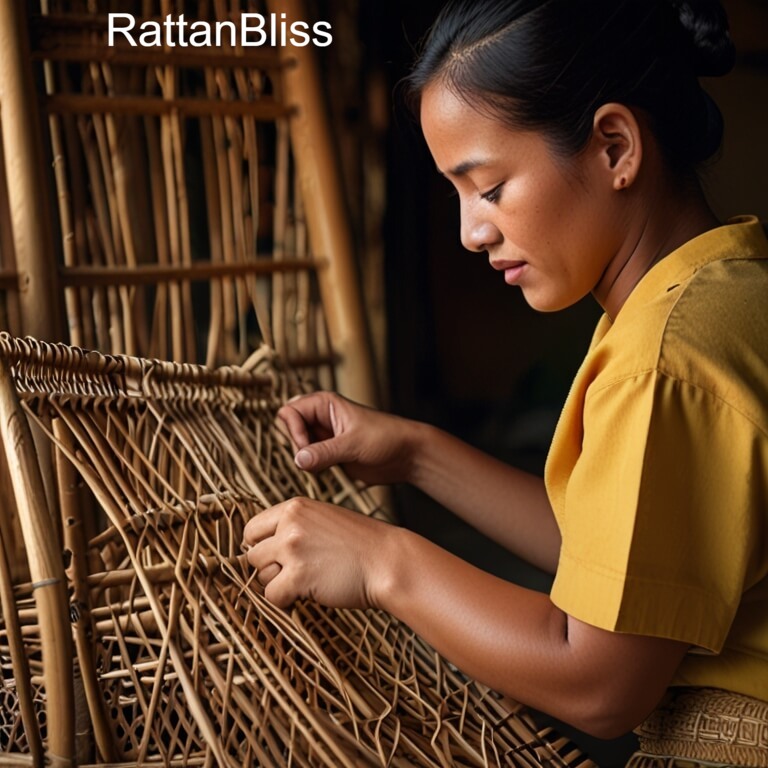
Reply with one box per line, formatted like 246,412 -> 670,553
558,690 -> 654,741
569,711 -> 639,742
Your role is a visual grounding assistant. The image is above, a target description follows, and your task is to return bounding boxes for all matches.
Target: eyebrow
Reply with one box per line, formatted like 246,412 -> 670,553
440,159 -> 489,177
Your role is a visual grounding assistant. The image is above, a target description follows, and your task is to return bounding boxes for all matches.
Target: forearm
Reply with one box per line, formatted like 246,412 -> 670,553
374,526 -> 685,738
405,421 -> 560,573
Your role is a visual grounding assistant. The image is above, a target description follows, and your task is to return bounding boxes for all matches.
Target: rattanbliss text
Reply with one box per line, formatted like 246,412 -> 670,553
108,13 -> 333,48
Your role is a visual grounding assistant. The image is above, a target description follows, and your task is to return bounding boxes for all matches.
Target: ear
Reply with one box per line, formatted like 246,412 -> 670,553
591,103 -> 643,191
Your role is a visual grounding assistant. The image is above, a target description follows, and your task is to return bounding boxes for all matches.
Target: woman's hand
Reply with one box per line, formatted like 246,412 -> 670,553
277,392 -> 420,485
242,497 -> 396,610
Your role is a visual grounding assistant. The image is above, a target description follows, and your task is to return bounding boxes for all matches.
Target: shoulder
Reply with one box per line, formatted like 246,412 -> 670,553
658,256 -> 768,429
587,254 -> 768,431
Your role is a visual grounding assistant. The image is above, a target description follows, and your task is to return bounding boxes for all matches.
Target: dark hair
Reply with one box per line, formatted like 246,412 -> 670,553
407,0 -> 735,173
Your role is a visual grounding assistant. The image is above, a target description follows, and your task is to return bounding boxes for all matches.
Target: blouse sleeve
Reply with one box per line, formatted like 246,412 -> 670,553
549,368 -> 763,653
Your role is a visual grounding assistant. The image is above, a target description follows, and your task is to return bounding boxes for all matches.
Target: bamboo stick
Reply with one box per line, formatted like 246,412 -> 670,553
0,122 -> 23,336
266,0 -> 377,406
0,1 -> 62,342
39,4 -> 83,348
157,64 -> 185,362
78,110 -> 124,352
87,61 -> 132,354
54,60 -> 96,349
272,117 -> 290,360
169,100 -> 197,362
143,107 -> 171,360
204,66 -> 238,363
0,356 -> 74,765
53,418 -> 118,763
30,44 -> 282,73
200,114 -> 226,367
100,62 -> 142,356
0,529 -> 43,764
45,94 -> 292,119
218,72 -> 250,362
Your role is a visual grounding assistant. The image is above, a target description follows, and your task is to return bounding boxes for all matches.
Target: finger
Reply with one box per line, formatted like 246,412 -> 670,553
255,561 -> 281,586
244,533 -> 284,587
242,508 -> 280,547
280,392 -> 346,434
294,433 -> 354,472
244,533 -> 281,569
276,405 -> 312,450
263,568 -> 299,609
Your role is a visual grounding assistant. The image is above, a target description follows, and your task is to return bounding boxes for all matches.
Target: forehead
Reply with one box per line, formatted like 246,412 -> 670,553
420,82 -> 543,174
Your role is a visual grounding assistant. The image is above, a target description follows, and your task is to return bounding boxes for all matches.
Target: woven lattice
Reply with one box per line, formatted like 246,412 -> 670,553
0,333 -> 594,766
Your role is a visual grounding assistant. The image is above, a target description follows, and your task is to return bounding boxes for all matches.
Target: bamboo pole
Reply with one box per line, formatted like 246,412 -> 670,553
0,1 -> 62,341
266,0 -> 377,406
0,123 -> 22,335
0,357 -> 74,766
0,534 -> 43,765
29,44 -> 282,72
0,0 -> 65,570
53,418 -> 118,763
45,94 -> 291,119
59,258 -> 320,286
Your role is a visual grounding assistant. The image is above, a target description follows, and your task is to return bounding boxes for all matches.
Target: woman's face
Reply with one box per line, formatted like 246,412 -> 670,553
420,82 -> 626,312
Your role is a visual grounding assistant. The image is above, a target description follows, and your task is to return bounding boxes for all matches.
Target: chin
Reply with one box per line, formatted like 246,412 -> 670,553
520,287 -> 580,313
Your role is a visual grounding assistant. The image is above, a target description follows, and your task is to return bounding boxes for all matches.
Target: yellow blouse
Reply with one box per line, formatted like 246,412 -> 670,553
545,216 -> 768,701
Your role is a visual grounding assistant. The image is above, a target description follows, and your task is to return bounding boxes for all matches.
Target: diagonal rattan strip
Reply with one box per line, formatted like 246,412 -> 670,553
0,334 -> 593,767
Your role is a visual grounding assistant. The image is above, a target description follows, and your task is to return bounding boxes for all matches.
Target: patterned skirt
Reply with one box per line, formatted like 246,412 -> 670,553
626,687 -> 768,767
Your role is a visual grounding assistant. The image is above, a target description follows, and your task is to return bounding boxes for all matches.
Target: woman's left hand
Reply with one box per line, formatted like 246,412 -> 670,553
242,498 -> 395,610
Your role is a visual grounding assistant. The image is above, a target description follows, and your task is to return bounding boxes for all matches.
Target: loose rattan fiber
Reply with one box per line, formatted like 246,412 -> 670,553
0,333 -> 594,767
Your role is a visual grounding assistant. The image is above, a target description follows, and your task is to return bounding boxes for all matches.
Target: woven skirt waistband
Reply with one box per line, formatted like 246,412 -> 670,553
626,687 -> 768,768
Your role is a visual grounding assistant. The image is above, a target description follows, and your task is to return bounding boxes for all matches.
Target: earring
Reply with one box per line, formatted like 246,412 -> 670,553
618,176 -> 627,189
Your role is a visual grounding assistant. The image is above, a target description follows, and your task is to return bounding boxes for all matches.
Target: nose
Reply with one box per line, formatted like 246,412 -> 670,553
459,199 -> 502,253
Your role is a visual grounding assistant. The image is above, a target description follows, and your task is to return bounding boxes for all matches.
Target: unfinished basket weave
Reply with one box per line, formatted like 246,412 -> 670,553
0,333 -> 594,767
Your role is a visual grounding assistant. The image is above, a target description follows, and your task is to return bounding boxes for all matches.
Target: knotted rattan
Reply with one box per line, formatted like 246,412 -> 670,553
0,333 -> 593,767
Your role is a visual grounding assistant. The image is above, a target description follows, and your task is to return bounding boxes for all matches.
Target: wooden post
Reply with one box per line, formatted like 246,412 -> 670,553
0,358 -> 74,766
0,1 -> 61,341
266,0 -> 378,407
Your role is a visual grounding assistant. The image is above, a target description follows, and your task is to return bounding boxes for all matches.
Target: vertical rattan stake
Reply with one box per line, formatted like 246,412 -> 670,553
0,357 -> 74,766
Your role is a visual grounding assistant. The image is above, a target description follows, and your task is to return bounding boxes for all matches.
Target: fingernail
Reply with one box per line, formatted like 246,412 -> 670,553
295,449 -> 312,469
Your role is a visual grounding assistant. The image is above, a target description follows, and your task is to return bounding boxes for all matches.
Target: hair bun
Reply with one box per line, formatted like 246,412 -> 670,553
670,0 -> 736,76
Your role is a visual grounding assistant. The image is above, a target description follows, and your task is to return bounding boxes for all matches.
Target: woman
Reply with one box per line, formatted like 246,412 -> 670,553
244,0 -> 768,763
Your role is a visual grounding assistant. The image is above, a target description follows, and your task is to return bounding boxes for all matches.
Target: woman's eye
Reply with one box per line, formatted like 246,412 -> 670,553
480,183 -> 503,204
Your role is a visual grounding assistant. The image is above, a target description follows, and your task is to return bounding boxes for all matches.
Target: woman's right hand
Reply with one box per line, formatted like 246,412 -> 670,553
277,392 -> 419,486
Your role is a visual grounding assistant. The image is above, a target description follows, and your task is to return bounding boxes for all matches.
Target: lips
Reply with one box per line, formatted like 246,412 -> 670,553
490,259 -> 527,285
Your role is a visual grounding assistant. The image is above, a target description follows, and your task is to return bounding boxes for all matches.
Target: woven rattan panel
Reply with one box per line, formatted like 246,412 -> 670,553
0,334 -> 593,767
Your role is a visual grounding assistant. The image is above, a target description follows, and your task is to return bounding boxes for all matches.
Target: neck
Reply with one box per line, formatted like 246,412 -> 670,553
593,186 -> 720,320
